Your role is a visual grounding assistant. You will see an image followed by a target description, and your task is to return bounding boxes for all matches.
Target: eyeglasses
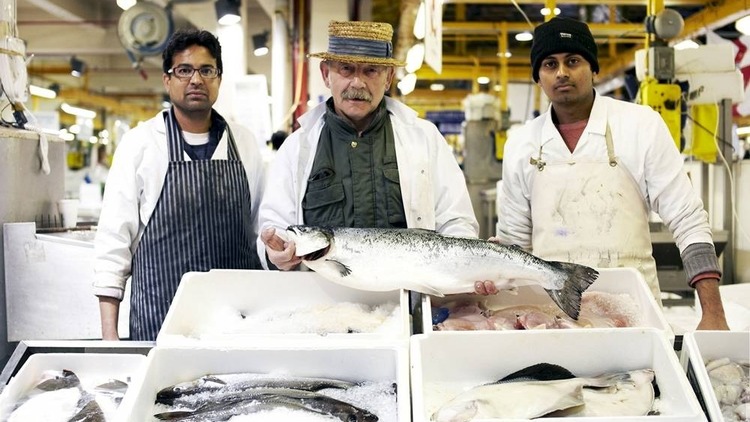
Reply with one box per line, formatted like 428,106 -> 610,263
167,65 -> 222,80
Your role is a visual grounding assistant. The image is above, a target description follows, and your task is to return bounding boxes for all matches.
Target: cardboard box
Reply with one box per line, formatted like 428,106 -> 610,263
157,269 -> 410,347
411,329 -> 705,422
117,343 -> 410,422
0,353 -> 147,420
421,267 -> 674,342
680,331 -> 750,422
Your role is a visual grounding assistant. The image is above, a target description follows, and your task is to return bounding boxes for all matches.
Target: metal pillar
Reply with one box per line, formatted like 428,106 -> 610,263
718,98 -> 735,284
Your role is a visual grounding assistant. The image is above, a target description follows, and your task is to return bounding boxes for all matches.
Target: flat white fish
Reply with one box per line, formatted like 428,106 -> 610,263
431,363 -> 647,422
550,369 -> 656,417
287,226 -> 599,319
8,387 -> 81,422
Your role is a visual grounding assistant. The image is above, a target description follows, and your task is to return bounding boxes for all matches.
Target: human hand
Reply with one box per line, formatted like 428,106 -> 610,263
474,280 -> 498,295
696,313 -> 730,330
261,227 -> 302,271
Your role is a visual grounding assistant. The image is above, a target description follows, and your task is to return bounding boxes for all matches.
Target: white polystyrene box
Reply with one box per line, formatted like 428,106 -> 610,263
421,267 -> 674,342
680,331 -> 750,422
411,329 -> 705,422
156,269 -> 410,347
117,343 -> 410,422
0,353 -> 147,420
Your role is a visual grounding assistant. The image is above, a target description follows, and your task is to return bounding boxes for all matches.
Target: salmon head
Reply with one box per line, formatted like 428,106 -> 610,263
286,225 -> 334,260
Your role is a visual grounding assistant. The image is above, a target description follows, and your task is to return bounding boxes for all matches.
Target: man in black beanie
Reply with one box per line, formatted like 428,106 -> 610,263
484,17 -> 729,331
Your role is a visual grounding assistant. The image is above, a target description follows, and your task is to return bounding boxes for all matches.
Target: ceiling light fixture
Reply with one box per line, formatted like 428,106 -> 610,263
541,7 -> 561,16
405,43 -> 425,73
70,56 -> 86,77
117,0 -> 136,10
61,103 -> 96,119
253,31 -> 270,56
413,1 -> 426,40
398,73 -> 417,95
515,32 -> 533,42
29,84 -> 57,99
736,15 -> 750,35
430,83 -> 445,91
477,76 -> 490,84
215,0 -> 241,26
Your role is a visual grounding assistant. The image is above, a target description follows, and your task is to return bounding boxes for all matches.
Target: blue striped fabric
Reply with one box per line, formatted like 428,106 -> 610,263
129,108 -> 259,341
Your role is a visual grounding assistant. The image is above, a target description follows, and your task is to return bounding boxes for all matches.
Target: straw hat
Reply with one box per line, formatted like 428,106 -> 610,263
309,20 -> 405,67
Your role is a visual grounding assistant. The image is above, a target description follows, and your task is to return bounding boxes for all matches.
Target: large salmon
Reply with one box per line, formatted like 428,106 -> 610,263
286,226 -> 599,320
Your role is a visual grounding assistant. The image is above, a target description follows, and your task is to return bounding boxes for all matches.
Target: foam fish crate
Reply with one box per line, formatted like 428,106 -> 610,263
411,329 -> 705,422
0,353 -> 147,420
117,343 -> 410,422
156,269 -> 410,347
680,331 -> 750,422
421,267 -> 674,342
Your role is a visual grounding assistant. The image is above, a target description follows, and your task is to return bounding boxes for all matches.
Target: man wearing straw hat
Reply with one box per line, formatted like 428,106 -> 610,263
257,20 -> 478,270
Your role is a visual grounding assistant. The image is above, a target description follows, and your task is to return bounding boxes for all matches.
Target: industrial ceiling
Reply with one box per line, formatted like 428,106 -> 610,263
17,0 -> 750,123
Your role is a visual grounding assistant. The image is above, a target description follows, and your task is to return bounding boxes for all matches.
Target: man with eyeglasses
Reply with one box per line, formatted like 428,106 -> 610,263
257,20 -> 478,272
94,29 -> 265,341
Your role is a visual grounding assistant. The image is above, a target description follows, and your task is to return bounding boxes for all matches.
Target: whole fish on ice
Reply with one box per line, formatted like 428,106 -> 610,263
286,226 -> 599,319
431,363 -> 655,421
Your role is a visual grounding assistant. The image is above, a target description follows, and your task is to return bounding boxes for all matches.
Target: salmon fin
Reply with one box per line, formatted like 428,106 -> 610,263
326,259 -> 351,277
543,262 -> 599,320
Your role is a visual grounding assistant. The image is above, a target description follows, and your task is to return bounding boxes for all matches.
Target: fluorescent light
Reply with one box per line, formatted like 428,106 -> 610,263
497,51 -> 512,58
541,7 -> 561,16
397,73 -> 417,95
736,126 -> 750,136
29,84 -> 56,99
673,39 -> 699,50
515,31 -> 533,42
61,103 -> 96,119
736,15 -> 750,36
414,1 -> 426,40
477,76 -> 490,84
117,0 -> 136,10
405,43 -> 425,73
430,83 -> 445,91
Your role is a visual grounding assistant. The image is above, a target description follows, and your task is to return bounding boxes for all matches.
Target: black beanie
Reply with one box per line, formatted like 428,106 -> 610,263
530,17 -> 599,82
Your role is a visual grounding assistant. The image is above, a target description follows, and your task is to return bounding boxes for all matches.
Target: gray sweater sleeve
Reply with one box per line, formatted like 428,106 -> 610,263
680,242 -> 721,287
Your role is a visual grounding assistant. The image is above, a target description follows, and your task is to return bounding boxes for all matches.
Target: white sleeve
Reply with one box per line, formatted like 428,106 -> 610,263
93,132 -> 143,300
496,127 -> 533,249
256,133 -> 303,269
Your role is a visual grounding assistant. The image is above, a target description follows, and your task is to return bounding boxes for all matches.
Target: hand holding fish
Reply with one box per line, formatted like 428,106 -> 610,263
261,227 -> 302,271
475,237 -> 519,295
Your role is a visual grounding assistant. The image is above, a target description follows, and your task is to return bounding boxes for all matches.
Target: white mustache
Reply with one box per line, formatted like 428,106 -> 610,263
342,89 -> 372,101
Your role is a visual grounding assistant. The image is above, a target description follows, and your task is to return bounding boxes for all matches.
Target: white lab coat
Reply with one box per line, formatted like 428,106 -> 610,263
93,111 -> 265,299
497,93 -> 714,254
257,97 -> 479,267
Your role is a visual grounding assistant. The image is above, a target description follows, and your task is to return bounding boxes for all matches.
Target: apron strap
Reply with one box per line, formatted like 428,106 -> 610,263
604,123 -> 618,167
225,125 -> 241,161
530,123 -> 618,170
163,108 -> 186,163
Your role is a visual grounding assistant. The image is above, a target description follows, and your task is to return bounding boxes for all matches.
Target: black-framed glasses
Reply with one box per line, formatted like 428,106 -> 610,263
167,65 -> 222,80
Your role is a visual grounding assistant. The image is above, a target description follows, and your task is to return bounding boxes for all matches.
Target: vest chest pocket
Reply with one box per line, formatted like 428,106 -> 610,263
302,182 -> 346,226
383,168 -> 406,227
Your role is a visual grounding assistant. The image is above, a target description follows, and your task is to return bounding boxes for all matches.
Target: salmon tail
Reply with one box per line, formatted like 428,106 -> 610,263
543,262 -> 599,320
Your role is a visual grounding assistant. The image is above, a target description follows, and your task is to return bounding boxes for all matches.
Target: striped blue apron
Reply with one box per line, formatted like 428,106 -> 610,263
129,109 -> 261,341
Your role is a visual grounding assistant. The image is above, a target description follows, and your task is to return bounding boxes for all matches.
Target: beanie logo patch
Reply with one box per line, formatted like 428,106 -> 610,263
560,32 -> 572,38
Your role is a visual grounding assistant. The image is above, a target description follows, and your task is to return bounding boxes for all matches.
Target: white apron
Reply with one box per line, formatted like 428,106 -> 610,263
529,124 -> 661,304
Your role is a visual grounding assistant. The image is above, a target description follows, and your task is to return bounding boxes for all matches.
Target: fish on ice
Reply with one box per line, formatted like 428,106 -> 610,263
286,226 -> 599,320
430,363 -> 655,421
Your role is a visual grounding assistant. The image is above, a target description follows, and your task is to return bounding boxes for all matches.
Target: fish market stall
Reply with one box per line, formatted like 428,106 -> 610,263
119,343 -> 410,422
420,267 -> 675,343
156,269 -> 410,347
411,329 -> 705,422
0,340 -> 151,420
681,331 -> 750,422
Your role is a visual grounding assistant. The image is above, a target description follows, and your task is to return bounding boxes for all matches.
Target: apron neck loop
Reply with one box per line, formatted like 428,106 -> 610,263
163,108 -> 186,162
605,123 -> 618,167
529,145 -> 546,171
